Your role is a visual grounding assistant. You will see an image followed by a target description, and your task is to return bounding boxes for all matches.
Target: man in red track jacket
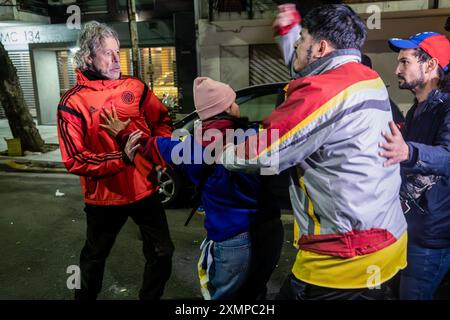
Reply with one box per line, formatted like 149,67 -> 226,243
57,21 -> 174,300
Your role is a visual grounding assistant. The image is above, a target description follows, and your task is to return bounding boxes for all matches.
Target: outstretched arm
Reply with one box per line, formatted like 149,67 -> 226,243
380,118 -> 450,176
273,3 -> 301,75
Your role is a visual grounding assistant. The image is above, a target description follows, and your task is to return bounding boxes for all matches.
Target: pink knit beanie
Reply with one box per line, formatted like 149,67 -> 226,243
193,77 -> 236,120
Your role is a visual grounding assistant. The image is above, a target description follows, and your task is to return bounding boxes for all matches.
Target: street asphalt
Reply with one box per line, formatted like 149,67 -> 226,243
1,171 -> 448,301
0,171 -> 297,300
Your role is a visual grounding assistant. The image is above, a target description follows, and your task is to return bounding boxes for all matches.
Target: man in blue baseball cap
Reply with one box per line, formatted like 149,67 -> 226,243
380,32 -> 450,300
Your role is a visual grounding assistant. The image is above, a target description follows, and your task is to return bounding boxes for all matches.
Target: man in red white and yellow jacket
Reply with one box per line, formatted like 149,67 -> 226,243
57,21 -> 174,300
223,4 -> 407,299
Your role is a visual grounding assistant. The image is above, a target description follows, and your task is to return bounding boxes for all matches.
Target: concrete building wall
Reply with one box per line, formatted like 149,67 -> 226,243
197,2 -> 449,106
439,0 -> 450,8
0,0 -> 49,23
220,45 -> 249,89
200,45 -> 221,84
0,5 -> 14,21
366,52 -> 414,114
32,50 -> 61,125
198,19 -> 273,89
350,0 -> 430,13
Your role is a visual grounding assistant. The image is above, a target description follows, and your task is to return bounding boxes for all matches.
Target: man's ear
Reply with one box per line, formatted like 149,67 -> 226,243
84,54 -> 93,67
426,58 -> 439,74
316,40 -> 331,58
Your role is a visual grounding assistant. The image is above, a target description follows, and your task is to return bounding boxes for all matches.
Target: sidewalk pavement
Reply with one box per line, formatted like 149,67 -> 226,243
0,120 -> 64,173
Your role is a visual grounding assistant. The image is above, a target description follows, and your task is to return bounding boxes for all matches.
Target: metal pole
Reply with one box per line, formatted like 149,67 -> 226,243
194,0 -> 201,76
248,0 -> 253,20
127,0 -> 140,78
434,0 -> 440,9
209,0 -> 213,22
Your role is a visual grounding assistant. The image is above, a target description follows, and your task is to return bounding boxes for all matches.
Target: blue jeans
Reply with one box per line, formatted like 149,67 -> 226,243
400,243 -> 450,300
209,232 -> 251,300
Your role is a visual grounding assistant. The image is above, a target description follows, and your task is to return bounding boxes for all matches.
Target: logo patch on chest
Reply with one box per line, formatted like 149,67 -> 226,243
121,91 -> 135,105
89,106 -> 98,113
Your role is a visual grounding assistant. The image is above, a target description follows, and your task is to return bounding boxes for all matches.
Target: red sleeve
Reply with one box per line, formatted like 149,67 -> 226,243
133,153 -> 154,181
141,85 -> 173,137
115,130 -> 167,179
115,130 -> 166,166
57,104 -> 126,177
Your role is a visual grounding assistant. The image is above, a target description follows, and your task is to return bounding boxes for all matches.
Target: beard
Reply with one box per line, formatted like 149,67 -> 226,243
293,45 -> 314,73
398,69 -> 425,91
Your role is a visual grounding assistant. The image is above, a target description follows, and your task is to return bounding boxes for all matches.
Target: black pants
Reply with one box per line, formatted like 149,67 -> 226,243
75,193 -> 174,300
238,217 -> 285,300
277,273 -> 396,300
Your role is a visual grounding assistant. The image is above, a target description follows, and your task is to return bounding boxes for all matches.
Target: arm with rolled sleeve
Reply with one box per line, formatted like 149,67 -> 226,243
275,24 -> 301,67
273,4 -> 301,66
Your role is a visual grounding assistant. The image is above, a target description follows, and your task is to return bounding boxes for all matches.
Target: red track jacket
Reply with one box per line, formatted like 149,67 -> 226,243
57,70 -> 172,205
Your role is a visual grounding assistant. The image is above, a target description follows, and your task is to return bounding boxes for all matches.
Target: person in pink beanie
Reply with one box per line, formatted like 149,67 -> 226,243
193,76 -> 239,120
101,77 -> 284,300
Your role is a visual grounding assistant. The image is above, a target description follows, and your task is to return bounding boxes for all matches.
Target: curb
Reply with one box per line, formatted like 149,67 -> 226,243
0,159 -> 68,174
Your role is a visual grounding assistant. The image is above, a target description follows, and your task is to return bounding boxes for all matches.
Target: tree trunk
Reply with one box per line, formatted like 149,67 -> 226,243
0,41 -> 45,152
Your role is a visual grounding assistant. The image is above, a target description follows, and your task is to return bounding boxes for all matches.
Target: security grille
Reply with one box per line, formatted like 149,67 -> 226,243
56,50 -> 77,97
249,44 -> 289,85
0,103 -> 5,119
0,51 -> 37,119
120,47 -> 178,103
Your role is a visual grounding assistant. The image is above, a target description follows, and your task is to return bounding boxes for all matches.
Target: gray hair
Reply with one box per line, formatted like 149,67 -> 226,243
73,21 -> 120,71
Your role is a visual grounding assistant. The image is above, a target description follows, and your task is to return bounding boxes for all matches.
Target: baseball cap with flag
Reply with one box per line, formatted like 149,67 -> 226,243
388,32 -> 450,71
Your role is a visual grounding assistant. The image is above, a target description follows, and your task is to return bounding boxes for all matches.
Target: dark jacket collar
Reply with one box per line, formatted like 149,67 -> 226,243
82,69 -> 110,81
412,89 -> 449,117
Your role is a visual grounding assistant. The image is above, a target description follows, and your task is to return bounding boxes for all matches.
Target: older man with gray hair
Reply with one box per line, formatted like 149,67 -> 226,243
57,21 -> 174,300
